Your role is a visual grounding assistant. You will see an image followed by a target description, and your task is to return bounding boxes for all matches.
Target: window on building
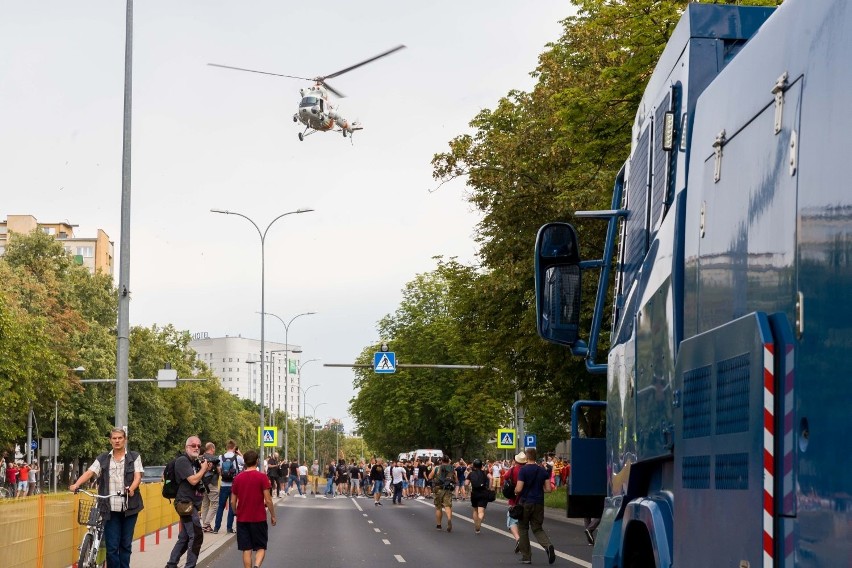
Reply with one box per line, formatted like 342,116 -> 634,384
229,368 -> 232,372
229,358 -> 232,362
42,227 -> 56,235
76,246 -> 93,257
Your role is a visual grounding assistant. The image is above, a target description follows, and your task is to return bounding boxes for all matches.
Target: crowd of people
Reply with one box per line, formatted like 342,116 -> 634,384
54,427 -> 578,568
0,453 -> 40,497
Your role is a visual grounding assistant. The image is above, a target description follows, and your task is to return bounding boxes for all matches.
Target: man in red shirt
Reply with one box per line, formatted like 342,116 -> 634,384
6,461 -> 19,497
231,450 -> 277,568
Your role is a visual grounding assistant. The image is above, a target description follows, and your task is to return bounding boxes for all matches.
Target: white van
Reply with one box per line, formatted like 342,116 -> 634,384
413,449 -> 444,463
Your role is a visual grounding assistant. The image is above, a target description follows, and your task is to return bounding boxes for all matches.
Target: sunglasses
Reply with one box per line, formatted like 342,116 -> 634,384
186,444 -> 201,448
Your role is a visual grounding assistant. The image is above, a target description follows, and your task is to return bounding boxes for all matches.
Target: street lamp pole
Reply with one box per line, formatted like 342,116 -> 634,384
211,208 -> 314,466
262,311 -> 316,460
305,402 -> 327,462
299,379 -> 319,462
268,349 -> 290,429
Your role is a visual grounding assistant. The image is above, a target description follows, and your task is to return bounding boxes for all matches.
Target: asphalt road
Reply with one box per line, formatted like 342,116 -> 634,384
204,494 -> 594,567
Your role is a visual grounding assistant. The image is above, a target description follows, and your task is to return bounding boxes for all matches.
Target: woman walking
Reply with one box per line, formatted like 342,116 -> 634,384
465,459 -> 491,533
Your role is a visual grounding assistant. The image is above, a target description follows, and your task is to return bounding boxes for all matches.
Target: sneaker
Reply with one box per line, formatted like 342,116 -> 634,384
211,530 -> 219,534
436,524 -> 442,531
447,519 -> 452,533
547,544 -> 556,564
585,528 -> 595,545
227,529 -> 235,534
514,540 -> 520,554
474,529 -> 481,534
519,560 -> 532,565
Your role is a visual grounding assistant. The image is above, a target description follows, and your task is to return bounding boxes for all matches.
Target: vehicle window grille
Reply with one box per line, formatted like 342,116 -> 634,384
623,126 -> 651,290
715,353 -> 751,435
682,455 -> 710,489
715,453 -> 749,490
682,365 -> 712,439
651,92 -> 671,229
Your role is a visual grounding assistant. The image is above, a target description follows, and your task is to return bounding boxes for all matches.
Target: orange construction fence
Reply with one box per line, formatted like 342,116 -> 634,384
0,483 -> 177,568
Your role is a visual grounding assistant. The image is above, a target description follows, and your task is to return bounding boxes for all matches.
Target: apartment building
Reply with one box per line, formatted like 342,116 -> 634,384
189,333 -> 305,417
0,214 -> 114,275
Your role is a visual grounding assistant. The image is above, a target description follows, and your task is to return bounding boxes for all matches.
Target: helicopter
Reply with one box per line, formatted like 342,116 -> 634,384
208,45 -> 406,142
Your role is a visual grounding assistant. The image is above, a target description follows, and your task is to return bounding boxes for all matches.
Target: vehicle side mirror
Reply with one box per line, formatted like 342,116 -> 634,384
535,223 -> 582,346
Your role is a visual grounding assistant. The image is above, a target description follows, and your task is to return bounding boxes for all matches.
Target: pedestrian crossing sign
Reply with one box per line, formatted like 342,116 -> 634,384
497,428 -> 516,449
257,426 -> 278,447
374,351 -> 396,374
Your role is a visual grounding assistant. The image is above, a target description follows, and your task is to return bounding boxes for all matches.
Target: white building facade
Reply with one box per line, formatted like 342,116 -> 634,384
189,334 -> 303,418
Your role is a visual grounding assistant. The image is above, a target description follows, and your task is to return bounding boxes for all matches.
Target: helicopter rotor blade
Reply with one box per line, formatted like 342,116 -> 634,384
320,81 -> 346,98
319,44 -> 406,81
207,63 -> 313,81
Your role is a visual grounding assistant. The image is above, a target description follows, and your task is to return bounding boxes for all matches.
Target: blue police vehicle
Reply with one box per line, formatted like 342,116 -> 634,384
534,1 -> 851,566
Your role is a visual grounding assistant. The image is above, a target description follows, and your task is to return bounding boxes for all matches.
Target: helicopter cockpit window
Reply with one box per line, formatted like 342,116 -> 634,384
300,96 -> 321,108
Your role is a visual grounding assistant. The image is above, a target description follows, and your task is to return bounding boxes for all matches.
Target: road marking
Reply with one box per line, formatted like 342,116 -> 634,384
410,499 -> 591,568
367,520 -> 373,524
351,497 -> 363,512
374,527 -> 381,533
394,555 -> 406,563
382,539 -> 391,545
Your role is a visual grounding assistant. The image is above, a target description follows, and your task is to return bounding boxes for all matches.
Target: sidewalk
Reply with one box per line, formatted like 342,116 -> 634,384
131,495 -> 286,568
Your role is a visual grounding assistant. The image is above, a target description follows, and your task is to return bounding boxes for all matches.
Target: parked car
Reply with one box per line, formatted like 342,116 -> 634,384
141,465 -> 166,483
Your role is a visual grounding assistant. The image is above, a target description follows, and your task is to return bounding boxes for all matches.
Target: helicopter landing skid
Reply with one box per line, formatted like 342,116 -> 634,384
297,128 -> 317,142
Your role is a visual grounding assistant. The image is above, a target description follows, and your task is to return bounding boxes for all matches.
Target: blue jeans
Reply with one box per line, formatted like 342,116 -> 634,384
373,480 -> 384,498
214,485 -> 234,531
286,474 -> 302,495
326,477 -> 334,494
103,510 -> 138,568
167,507 -> 202,568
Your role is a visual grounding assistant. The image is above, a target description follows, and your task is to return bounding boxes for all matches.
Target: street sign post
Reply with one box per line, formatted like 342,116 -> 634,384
373,352 -> 396,373
524,434 -> 537,449
257,426 -> 278,447
497,428 -> 516,449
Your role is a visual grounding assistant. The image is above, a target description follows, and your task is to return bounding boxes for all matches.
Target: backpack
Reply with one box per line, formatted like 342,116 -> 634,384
470,469 -> 487,491
161,455 -> 181,500
437,464 -> 455,491
220,454 -> 239,482
502,469 -> 517,500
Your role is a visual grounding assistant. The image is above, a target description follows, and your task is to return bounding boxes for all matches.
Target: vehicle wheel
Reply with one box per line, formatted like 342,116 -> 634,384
292,115 -> 298,123
342,130 -> 347,137
78,533 -> 95,568
298,132 -> 304,142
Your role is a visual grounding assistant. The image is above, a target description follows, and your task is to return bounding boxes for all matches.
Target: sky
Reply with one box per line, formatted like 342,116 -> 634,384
0,1 -> 574,432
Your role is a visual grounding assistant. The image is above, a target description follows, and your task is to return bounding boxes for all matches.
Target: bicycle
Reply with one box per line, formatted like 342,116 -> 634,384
75,489 -> 126,568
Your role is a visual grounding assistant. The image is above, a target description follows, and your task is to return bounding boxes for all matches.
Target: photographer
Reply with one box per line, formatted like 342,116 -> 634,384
166,436 -> 213,568
200,442 -> 220,532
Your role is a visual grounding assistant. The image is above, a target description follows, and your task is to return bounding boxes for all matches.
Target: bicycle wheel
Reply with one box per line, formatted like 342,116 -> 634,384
77,532 -> 95,568
0,487 -> 10,499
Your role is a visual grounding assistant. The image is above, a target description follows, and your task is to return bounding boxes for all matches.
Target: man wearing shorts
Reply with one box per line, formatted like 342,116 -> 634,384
231,450 -> 277,568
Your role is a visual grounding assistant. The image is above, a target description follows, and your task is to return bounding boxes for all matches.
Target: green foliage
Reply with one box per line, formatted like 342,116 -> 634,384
0,231 -> 267,466
350,261 -> 508,458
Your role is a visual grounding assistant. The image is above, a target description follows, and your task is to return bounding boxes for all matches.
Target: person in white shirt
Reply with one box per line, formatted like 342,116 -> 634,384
390,460 -> 408,504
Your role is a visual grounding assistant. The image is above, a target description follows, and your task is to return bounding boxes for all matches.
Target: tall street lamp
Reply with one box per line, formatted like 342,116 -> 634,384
305,402 -> 327,462
211,208 -> 314,466
262,311 -> 316,460
268,349 -> 292,428
298,379 -> 320,462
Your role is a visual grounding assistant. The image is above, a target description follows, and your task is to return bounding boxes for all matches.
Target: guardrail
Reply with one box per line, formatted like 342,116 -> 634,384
0,483 -> 177,568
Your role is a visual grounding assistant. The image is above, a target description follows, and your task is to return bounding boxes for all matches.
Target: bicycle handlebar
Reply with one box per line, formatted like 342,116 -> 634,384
75,489 -> 126,499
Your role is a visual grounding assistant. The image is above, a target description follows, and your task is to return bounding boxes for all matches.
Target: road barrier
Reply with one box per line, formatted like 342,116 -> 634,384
0,483 -> 177,568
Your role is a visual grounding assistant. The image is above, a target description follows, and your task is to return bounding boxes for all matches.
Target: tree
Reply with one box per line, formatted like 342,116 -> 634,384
350,261 -> 507,458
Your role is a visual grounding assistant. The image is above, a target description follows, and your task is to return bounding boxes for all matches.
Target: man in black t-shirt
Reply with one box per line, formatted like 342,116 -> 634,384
285,460 -> 303,497
349,461 -> 361,497
370,459 -> 386,506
